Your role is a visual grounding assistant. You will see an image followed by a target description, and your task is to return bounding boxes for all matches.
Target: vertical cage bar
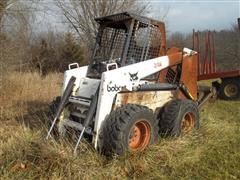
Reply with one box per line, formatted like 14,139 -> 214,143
122,19 -> 135,66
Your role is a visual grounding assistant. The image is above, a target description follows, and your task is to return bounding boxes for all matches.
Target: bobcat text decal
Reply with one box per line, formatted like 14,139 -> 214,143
107,84 -> 124,92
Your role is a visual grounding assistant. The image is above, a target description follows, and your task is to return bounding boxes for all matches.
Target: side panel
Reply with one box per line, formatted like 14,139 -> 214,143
93,55 -> 171,148
93,50 -> 196,148
179,53 -> 198,100
114,91 -> 173,111
93,74 -> 116,147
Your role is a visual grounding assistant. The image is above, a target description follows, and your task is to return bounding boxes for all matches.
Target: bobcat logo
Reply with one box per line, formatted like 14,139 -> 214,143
129,72 -> 139,81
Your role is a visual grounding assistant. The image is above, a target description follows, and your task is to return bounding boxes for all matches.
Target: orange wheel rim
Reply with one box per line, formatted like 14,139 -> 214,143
128,120 -> 151,151
181,112 -> 195,133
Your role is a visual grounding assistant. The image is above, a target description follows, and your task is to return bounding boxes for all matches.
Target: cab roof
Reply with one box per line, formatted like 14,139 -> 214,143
95,12 -> 164,29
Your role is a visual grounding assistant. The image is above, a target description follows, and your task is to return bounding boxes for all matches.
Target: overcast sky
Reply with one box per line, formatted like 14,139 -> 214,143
39,0 -> 239,34
150,0 -> 239,33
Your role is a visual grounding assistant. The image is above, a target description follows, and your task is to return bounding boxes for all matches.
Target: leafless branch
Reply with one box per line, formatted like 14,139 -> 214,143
56,0 -> 150,50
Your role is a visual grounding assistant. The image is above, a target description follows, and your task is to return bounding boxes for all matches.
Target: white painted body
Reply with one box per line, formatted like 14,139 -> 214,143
61,48 -> 193,149
62,55 -> 170,148
93,55 -> 170,148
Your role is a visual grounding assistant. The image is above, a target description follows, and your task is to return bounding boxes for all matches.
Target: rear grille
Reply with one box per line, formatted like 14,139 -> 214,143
166,68 -> 176,83
165,64 -> 182,84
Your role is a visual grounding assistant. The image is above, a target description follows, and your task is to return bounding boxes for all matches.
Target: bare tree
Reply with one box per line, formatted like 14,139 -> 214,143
167,32 -> 187,49
224,24 -> 240,69
0,0 -> 17,32
0,0 -> 38,73
0,0 -> 37,45
56,0 -> 150,51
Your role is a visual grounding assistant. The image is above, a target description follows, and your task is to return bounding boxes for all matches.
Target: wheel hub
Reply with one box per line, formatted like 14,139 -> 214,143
128,120 -> 151,151
181,112 -> 195,133
224,84 -> 238,97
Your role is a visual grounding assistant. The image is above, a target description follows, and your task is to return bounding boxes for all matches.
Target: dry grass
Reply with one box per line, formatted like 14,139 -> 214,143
0,72 -> 240,179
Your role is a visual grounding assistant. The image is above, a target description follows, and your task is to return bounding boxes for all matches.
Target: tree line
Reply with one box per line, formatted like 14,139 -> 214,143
0,0 -> 238,75
0,0 -> 150,75
167,25 -> 240,71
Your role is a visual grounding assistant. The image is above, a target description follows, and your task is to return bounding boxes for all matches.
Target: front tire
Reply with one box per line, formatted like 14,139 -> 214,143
98,104 -> 159,155
159,99 -> 200,137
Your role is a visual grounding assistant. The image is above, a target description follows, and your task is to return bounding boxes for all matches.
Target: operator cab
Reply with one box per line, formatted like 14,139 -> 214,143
87,12 -> 166,78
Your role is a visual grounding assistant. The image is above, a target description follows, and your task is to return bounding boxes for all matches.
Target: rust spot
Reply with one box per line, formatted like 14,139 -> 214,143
114,91 -> 173,111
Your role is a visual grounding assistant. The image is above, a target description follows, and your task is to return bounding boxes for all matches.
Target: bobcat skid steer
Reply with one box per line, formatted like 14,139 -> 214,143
46,12 -> 201,155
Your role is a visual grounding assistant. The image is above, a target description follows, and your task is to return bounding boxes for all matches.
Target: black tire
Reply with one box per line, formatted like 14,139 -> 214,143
159,99 -> 199,137
47,96 -> 61,135
49,96 -> 61,115
219,78 -> 240,100
98,104 -> 159,155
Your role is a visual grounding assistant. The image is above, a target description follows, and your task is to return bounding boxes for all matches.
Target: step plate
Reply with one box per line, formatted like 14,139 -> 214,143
62,119 -> 92,135
69,96 -> 91,107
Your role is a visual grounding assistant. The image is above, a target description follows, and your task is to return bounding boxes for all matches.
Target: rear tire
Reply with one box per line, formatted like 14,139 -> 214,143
159,99 -> 199,137
98,104 -> 159,155
219,78 -> 240,100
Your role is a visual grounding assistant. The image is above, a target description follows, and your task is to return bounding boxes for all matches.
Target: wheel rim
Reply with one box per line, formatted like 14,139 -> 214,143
224,84 -> 238,97
128,120 -> 151,151
181,112 -> 195,133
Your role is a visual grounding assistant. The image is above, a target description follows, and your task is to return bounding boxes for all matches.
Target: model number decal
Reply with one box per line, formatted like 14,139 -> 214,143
154,62 -> 162,68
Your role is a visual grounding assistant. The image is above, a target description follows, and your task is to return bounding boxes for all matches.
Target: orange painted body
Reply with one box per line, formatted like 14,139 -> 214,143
158,47 -> 198,100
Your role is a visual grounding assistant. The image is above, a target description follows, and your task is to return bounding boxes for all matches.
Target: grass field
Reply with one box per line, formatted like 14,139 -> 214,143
0,72 -> 240,179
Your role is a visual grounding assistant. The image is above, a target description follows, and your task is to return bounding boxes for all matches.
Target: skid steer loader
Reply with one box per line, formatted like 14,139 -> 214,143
46,12 -> 202,155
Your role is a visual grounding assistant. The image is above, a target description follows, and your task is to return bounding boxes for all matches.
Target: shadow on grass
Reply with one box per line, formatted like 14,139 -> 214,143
15,100 -> 50,130
14,100 -> 90,145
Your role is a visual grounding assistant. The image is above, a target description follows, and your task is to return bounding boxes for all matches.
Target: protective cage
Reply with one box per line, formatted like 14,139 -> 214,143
87,12 -> 166,78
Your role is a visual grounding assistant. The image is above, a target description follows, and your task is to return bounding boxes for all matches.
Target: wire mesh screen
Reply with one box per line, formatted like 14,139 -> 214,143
125,21 -> 161,65
94,27 -> 126,62
93,20 -> 161,65
165,64 -> 182,84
